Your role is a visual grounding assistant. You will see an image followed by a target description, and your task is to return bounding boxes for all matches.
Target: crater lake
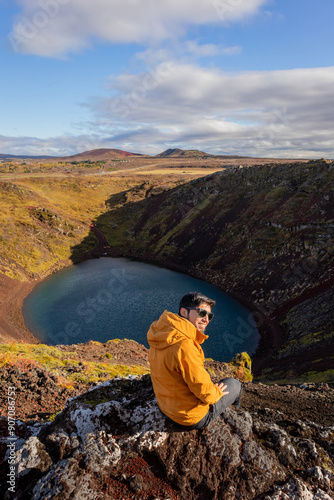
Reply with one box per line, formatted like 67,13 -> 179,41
23,257 -> 260,362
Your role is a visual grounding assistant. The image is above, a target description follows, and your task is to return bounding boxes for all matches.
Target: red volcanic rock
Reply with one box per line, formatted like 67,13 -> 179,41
1,375 -> 333,499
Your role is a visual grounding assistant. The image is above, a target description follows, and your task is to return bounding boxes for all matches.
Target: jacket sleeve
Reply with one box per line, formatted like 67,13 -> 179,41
178,340 -> 223,405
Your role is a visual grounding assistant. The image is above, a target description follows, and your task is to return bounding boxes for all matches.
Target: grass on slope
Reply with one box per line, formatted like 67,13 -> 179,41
0,176 -> 145,279
0,343 -> 149,388
0,342 -> 253,386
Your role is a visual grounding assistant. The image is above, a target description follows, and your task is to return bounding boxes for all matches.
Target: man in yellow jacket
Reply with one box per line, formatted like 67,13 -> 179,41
147,292 -> 242,430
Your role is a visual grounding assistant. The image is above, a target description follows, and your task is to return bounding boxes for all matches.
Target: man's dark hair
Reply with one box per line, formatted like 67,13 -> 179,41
179,292 -> 215,314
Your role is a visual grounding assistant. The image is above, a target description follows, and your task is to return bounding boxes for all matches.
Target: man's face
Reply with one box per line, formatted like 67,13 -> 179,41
182,302 -> 212,333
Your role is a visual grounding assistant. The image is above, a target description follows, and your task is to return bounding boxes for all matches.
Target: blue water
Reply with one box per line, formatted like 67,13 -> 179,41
23,258 -> 260,362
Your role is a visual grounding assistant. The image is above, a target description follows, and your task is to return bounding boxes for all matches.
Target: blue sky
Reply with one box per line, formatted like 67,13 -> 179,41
1,0 -> 334,157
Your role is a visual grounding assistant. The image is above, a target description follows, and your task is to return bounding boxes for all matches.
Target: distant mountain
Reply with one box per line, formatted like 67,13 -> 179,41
156,148 -> 248,159
0,153 -> 54,160
0,147 -> 249,162
59,148 -> 144,161
0,148 -> 144,162
156,148 -> 209,158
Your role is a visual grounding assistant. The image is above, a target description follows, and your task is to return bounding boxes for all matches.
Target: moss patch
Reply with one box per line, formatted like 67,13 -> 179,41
0,343 -> 149,386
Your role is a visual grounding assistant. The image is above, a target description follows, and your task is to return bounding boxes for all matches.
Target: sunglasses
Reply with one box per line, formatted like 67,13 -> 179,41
185,307 -> 214,321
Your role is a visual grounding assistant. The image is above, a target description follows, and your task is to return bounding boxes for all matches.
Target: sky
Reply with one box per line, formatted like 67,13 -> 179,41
0,0 -> 334,158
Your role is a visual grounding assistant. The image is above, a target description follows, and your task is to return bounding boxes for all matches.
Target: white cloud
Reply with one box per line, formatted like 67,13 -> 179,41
2,59 -> 334,159
0,133 -> 103,157
184,41 -> 242,58
8,0 -> 268,57
133,40 -> 242,69
83,64 -> 334,158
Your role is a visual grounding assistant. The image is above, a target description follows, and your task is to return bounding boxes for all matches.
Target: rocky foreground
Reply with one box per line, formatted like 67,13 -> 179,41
1,374 -> 333,500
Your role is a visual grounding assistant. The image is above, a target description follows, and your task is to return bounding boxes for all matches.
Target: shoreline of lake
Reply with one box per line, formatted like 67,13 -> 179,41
0,256 -> 275,373
0,258 -> 74,344
0,273 -> 41,344
21,257 -> 260,363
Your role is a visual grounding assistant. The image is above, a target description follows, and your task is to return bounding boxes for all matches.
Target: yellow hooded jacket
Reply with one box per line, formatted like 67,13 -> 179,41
147,310 -> 223,426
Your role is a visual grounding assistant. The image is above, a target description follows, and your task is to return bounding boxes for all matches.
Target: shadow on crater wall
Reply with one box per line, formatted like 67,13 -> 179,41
69,178 -> 194,267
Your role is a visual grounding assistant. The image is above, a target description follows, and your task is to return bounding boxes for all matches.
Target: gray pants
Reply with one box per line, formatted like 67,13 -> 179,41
162,377 -> 243,431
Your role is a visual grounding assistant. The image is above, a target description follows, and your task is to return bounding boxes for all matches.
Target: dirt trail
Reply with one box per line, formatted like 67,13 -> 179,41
90,223 -> 110,249
0,274 -> 38,343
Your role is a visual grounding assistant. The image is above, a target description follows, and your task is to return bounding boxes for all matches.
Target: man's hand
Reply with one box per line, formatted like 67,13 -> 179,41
215,382 -> 229,396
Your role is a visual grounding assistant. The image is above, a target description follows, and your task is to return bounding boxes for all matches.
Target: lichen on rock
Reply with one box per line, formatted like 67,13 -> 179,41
1,374 -> 333,499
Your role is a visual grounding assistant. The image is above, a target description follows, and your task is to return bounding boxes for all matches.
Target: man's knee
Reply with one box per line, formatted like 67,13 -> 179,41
220,377 -> 242,404
221,377 -> 242,391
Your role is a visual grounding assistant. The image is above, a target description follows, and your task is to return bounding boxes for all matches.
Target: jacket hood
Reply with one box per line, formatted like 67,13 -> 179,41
147,310 -> 208,350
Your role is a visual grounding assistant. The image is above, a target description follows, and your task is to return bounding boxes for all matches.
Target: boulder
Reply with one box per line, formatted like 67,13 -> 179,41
1,375 -> 333,499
